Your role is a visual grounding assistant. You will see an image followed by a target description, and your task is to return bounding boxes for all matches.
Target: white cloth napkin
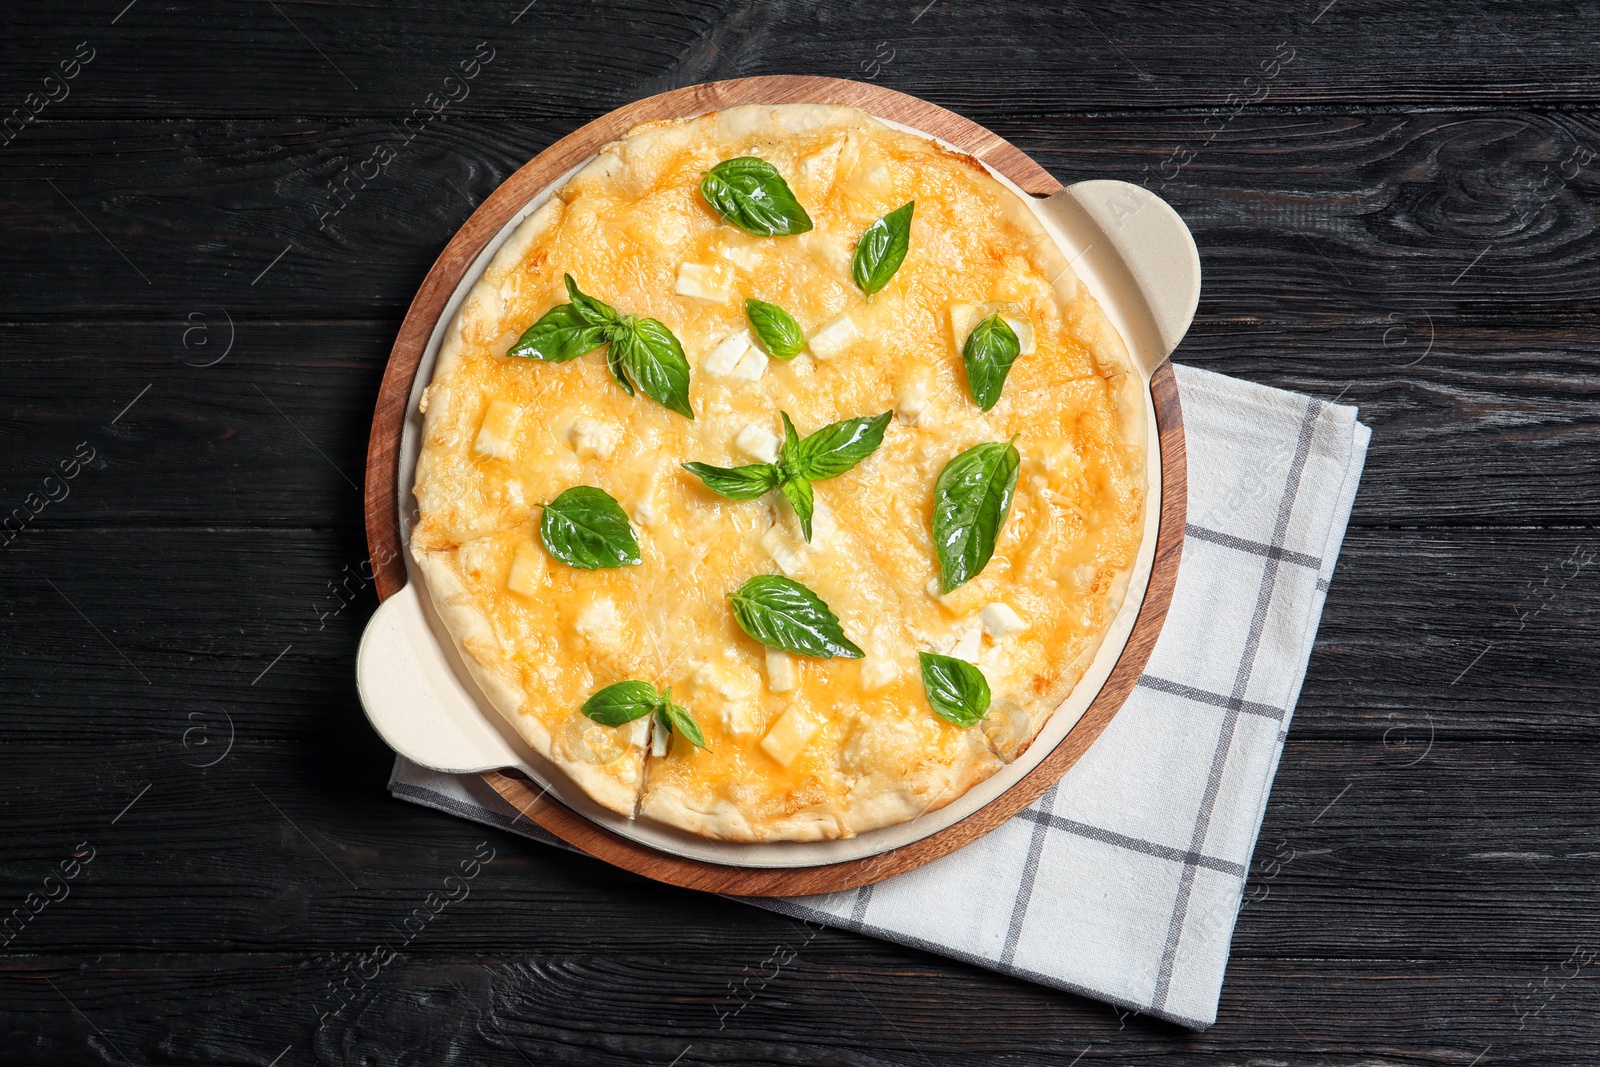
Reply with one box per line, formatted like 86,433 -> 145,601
388,363 -> 1370,1030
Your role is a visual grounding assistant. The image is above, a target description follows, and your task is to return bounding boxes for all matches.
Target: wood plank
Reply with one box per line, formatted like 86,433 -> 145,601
5,111 -> 1600,320
5,319 -> 1600,528
0,952 -> 1586,1063
5,0 -> 1600,120
0,729 -> 1594,958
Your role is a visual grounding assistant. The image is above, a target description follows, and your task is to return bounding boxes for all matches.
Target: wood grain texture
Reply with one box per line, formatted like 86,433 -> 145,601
5,0 -> 1600,1061
8,111 -> 1600,322
362,76 -> 1182,893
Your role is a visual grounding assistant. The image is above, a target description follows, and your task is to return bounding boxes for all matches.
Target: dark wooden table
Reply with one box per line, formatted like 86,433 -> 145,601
4,2 -> 1597,1063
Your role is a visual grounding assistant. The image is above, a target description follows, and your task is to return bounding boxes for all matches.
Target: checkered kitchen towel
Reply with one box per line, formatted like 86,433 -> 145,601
389,363 -> 1370,1029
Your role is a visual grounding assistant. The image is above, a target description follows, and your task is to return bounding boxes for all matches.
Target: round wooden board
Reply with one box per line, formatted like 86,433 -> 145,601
364,75 -> 1187,897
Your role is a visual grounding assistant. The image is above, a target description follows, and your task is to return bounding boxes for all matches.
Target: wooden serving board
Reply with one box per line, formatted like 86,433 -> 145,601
363,75 -> 1187,897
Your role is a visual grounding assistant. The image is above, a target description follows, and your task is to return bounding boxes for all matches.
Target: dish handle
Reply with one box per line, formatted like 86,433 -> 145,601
1035,180 -> 1201,377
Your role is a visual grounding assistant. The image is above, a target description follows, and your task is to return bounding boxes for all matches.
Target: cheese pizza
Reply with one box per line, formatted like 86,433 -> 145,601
409,103 -> 1145,841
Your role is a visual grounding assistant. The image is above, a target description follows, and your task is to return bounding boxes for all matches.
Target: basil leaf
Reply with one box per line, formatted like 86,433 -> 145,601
508,304 -> 611,362
700,157 -> 813,237
564,273 -> 618,325
604,339 -> 635,396
852,200 -> 914,295
932,439 -> 1020,592
728,574 -> 864,659
609,316 -> 693,419
779,411 -> 803,469
963,313 -> 1023,412
661,700 -> 708,750
791,410 -> 892,481
581,680 -> 661,727
779,475 -> 814,542
919,652 -> 992,728
744,298 -> 805,360
682,461 -> 783,501
539,486 -> 643,570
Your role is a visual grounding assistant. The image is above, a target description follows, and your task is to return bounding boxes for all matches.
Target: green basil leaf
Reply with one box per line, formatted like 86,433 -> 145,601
682,461 -> 783,501
563,273 -> 619,325
700,157 -> 813,237
661,700 -> 708,750
779,411 -> 803,469
609,316 -> 693,419
507,303 -> 611,362
604,339 -> 635,396
539,485 -> 643,570
779,475 -> 815,542
962,313 -> 1023,412
918,652 -> 991,728
852,200 -> 914,295
728,574 -> 863,659
791,410 -> 892,481
932,439 -> 1020,592
744,298 -> 805,359
581,680 -> 661,727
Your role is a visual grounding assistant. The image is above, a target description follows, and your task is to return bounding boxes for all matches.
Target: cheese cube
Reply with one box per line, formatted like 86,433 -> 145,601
761,705 -> 820,766
981,602 -> 1028,640
651,717 -> 669,757
766,648 -> 797,692
719,243 -> 761,270
567,417 -> 619,460
807,312 -> 859,360
1008,315 -> 1036,356
896,371 -> 933,426
861,657 -> 899,692
471,400 -> 522,459
505,540 -> 547,597
626,715 -> 651,748
759,526 -> 807,578
675,261 -> 732,303
574,597 -> 623,651
703,330 -> 754,376
729,345 -> 768,382
736,423 -> 781,464
948,625 -> 981,662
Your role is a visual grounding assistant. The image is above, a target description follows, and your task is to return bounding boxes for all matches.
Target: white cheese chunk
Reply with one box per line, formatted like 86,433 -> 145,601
703,330 -> 754,377
675,261 -> 733,303
765,648 -> 797,693
729,345 -> 768,381
1009,315 -> 1036,356
948,625 -> 982,663
627,715 -> 651,749
692,660 -> 761,737
761,705 -> 820,766
896,370 -> 933,426
574,597 -> 623,651
719,243 -> 761,270
981,602 -> 1028,639
471,399 -> 522,459
650,717 -> 668,757
736,423 -> 781,464
861,657 -> 899,692
759,526 -> 808,578
505,539 -> 547,597
567,417 -> 619,460
807,311 -> 859,360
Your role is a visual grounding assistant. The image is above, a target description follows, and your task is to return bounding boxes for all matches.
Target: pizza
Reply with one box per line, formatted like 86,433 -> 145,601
408,103 -> 1146,841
